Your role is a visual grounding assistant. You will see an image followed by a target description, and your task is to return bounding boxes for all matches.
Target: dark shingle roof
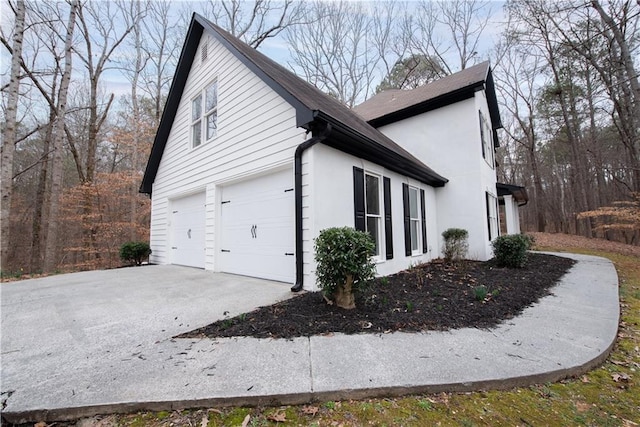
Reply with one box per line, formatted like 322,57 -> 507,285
140,14 -> 448,194
353,62 -> 502,130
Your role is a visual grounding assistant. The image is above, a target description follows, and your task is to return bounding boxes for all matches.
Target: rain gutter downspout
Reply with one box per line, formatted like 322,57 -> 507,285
291,122 -> 332,292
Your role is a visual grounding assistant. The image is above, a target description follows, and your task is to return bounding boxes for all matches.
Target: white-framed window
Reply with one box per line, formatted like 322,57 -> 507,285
365,172 -> 382,258
191,80 -> 218,148
479,111 -> 494,168
409,186 -> 421,255
486,192 -> 499,241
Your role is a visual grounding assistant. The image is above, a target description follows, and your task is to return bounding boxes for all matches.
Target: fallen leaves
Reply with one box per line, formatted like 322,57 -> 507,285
266,411 -> 287,422
241,414 -> 251,427
612,372 -> 632,383
301,405 -> 319,416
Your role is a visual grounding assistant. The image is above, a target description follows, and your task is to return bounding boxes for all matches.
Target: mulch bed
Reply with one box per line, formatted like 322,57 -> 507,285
178,253 -> 575,340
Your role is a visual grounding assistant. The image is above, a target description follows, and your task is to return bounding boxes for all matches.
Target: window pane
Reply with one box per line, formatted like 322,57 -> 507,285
365,175 -> 379,215
409,188 -> 418,219
205,82 -> 217,112
192,122 -> 201,147
206,111 -> 217,140
411,220 -> 419,251
366,216 -> 380,256
192,95 -> 202,121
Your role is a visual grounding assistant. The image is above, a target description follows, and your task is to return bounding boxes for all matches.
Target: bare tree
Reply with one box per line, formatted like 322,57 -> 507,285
140,0 -> 180,125
493,37 -> 549,232
197,0 -> 307,48
72,0 -> 140,184
406,0 -> 493,75
43,0 -> 78,272
1,0 -> 25,273
287,0 -> 381,107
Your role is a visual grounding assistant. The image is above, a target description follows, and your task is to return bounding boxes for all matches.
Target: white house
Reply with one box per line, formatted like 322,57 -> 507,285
140,14 -> 527,291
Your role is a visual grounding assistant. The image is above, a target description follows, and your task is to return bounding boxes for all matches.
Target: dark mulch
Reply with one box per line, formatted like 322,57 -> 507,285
178,253 -> 575,340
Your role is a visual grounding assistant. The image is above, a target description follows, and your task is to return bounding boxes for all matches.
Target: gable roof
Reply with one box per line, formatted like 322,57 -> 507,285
140,13 -> 447,195
353,62 -> 502,131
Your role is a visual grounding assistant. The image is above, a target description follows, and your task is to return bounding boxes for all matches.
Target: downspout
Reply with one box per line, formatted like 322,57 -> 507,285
291,122 -> 331,292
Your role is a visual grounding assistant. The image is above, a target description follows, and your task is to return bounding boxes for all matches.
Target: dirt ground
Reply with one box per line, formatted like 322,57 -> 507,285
531,231 -> 640,256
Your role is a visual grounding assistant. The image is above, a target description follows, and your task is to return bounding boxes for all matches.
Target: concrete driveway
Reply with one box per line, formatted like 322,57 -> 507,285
1,254 -> 620,424
1,265 -> 292,417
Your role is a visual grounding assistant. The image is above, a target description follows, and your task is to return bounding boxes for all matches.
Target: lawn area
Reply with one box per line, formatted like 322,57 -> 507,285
19,233 -> 640,426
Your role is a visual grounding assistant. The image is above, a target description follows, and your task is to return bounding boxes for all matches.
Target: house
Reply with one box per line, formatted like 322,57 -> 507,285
140,13 -> 527,291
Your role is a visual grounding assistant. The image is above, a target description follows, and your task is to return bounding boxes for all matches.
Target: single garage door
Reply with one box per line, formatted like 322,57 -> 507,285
171,192 -> 206,268
218,169 -> 294,283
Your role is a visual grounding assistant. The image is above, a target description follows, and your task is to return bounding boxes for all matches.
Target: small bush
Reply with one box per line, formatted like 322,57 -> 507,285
491,234 -> 534,268
442,228 -> 469,262
119,241 -> 152,266
314,227 -> 376,308
474,285 -> 488,301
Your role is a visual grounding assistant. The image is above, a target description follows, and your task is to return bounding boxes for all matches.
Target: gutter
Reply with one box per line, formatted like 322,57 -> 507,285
291,122 -> 332,292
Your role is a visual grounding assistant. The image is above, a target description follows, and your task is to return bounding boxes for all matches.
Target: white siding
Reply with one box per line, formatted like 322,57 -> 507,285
304,144 -> 439,291
149,32 -> 306,270
376,93 -> 498,261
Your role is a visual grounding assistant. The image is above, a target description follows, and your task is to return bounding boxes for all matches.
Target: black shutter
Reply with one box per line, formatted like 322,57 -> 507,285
420,189 -> 427,254
402,183 -> 411,256
479,111 -> 485,158
383,177 -> 393,260
353,167 -> 365,232
485,192 -> 492,240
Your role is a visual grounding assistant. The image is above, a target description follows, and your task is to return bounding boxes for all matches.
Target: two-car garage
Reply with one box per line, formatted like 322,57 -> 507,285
169,169 -> 295,283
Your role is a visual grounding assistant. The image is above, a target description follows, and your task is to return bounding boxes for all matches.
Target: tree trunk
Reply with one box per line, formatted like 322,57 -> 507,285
30,117 -> 54,273
44,0 -> 77,272
333,274 -> 356,309
1,0 -> 26,273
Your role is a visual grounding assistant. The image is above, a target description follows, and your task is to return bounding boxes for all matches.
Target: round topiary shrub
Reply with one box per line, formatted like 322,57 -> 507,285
120,241 -> 152,266
442,227 -> 469,262
314,227 -> 377,309
491,234 -> 534,268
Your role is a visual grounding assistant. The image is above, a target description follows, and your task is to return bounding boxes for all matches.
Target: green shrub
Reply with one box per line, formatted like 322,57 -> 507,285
119,241 -> 152,266
442,228 -> 469,262
314,227 -> 376,309
474,285 -> 488,301
491,234 -> 534,268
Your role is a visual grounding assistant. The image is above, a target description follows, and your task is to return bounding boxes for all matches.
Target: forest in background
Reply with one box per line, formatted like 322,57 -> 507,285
1,0 -> 639,275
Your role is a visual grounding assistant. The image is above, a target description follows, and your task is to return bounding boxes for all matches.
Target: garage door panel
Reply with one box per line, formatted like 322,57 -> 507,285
171,192 -> 206,268
219,169 -> 294,283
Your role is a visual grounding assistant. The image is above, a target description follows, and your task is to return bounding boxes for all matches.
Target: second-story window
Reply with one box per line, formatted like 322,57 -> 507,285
191,80 -> 218,148
479,111 -> 494,168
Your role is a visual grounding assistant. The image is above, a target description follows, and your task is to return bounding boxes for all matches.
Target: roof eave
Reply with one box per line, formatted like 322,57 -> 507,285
369,84 -> 478,128
317,112 -> 448,187
139,15 -> 204,195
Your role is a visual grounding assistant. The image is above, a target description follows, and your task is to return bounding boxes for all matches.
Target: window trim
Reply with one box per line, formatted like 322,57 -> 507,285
364,172 -> 383,260
479,110 -> 494,169
486,191 -> 499,241
191,80 -> 218,149
191,94 -> 203,148
403,183 -> 428,257
408,186 -> 421,255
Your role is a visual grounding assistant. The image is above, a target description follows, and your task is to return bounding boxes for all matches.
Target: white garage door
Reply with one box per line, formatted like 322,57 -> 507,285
218,169 -> 294,283
171,192 -> 206,268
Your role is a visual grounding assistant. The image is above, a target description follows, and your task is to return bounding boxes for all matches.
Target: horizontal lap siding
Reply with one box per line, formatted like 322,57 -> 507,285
150,33 -> 305,267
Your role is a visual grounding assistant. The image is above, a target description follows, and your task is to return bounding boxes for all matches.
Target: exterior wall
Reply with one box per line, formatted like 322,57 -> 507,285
376,91 -> 498,260
149,31 -> 306,269
303,144 -> 439,291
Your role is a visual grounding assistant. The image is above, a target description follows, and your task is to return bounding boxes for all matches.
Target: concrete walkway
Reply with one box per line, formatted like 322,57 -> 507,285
1,253 -> 619,423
